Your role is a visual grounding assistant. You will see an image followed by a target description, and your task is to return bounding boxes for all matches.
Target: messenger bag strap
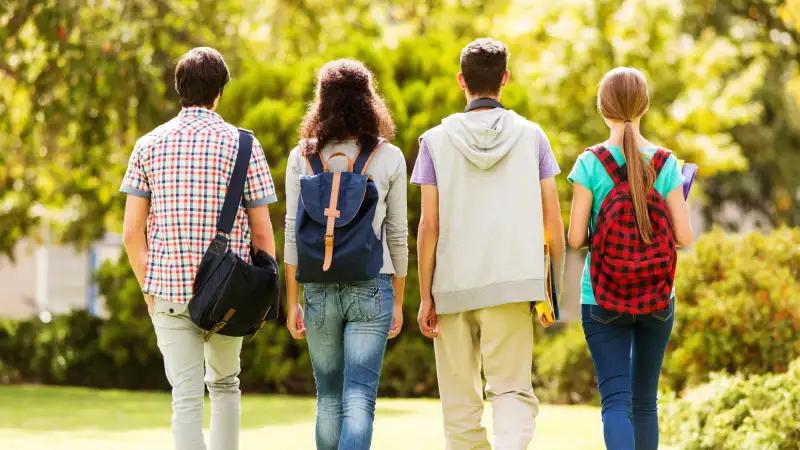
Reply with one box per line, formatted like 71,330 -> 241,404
216,129 -> 253,235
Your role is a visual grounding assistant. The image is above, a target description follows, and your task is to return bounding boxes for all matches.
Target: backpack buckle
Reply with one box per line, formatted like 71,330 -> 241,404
322,235 -> 335,271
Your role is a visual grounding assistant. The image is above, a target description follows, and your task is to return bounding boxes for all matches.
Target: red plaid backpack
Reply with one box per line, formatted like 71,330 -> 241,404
589,145 -> 677,314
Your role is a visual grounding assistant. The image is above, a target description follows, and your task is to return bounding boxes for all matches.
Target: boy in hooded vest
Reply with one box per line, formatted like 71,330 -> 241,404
412,38 -> 566,450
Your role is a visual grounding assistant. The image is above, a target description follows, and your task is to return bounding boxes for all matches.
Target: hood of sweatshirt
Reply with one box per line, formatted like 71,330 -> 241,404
441,108 -> 527,170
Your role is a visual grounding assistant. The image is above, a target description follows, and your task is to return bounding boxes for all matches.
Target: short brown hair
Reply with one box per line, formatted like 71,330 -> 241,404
174,47 -> 231,107
460,38 -> 509,96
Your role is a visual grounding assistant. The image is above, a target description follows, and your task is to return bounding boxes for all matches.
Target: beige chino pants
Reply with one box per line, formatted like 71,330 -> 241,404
151,299 -> 244,450
434,301 -> 539,450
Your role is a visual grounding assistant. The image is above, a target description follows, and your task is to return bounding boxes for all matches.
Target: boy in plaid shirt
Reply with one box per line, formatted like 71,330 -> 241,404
121,47 -> 277,450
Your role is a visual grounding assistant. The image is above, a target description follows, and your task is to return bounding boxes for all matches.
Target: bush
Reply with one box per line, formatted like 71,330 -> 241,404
663,227 -> 800,392
532,322 -> 597,404
661,360 -> 800,449
0,254 -> 436,397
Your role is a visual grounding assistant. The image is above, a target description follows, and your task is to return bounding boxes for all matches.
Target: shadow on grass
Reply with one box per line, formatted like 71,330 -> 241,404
0,385 -> 413,432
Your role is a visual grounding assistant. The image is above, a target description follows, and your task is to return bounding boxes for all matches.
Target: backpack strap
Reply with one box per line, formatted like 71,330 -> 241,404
651,148 -> 671,176
353,138 -> 386,175
216,129 -> 253,235
589,145 -> 625,185
306,153 -> 326,175
322,172 -> 342,271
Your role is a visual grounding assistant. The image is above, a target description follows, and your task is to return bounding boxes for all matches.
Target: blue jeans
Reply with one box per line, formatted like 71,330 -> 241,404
581,300 -> 675,450
304,274 -> 394,450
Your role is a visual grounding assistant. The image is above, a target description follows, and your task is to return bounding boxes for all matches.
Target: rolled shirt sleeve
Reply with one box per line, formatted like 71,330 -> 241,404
120,141 -> 151,198
243,137 -> 278,208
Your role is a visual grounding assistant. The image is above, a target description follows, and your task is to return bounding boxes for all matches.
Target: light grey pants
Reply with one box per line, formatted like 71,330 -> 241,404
151,299 -> 243,450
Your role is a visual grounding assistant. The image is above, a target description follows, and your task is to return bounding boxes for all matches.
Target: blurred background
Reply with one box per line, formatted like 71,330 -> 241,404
1,0 -> 799,449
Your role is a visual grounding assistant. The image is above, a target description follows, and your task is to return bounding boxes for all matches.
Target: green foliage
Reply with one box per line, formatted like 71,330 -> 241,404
685,0 -> 800,227
663,227 -> 800,391
0,0 -> 247,256
661,359 -> 800,450
532,323 -> 597,405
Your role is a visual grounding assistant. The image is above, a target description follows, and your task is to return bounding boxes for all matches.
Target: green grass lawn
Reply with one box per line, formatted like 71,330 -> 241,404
0,385 -> 606,449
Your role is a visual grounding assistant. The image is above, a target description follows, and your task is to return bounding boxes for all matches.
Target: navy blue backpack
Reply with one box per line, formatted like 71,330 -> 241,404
295,140 -> 385,283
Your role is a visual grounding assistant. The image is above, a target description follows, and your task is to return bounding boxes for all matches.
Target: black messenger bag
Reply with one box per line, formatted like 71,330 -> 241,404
190,129 -> 280,341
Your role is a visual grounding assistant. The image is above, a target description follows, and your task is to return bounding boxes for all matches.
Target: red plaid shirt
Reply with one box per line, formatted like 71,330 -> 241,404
120,107 -> 277,303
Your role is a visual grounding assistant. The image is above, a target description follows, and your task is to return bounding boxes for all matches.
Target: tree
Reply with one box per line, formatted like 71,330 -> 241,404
682,0 -> 800,227
0,0 -> 246,257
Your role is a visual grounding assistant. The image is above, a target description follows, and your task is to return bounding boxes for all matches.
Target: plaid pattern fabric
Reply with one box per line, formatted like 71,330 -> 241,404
588,146 -> 676,314
120,108 -> 277,303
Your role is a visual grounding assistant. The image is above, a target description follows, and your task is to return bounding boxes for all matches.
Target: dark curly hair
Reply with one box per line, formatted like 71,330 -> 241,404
300,59 -> 396,155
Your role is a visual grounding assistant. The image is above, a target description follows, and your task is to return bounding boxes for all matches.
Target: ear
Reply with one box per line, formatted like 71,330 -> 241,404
501,70 -> 510,87
457,72 -> 467,91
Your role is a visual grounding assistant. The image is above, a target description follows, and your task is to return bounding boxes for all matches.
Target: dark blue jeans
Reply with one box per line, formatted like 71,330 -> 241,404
304,274 -> 394,450
581,300 -> 674,450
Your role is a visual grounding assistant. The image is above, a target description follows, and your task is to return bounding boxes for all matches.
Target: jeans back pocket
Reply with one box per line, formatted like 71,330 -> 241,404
303,285 -> 327,329
345,278 -> 383,322
589,305 -> 622,324
651,299 -> 675,322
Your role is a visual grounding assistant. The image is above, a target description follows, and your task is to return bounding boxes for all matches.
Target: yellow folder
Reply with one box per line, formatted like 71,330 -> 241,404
535,244 -> 560,327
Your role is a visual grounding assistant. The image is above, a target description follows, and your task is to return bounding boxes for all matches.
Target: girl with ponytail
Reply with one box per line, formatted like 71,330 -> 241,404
566,67 -> 693,450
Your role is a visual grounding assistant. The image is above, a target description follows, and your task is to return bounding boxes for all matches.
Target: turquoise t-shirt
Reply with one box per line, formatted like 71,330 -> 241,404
567,146 -> 684,305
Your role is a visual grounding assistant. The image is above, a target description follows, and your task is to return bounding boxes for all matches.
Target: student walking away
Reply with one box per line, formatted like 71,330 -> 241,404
412,38 -> 566,450
283,59 -> 409,450
567,67 -> 693,450
120,47 -> 278,450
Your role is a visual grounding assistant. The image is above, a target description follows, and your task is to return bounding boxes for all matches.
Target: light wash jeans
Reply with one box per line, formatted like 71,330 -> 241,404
151,299 -> 243,450
303,274 -> 394,450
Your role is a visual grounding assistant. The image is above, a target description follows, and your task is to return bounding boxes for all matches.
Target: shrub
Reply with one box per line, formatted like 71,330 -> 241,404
532,322 -> 597,404
661,359 -> 800,450
663,227 -> 800,392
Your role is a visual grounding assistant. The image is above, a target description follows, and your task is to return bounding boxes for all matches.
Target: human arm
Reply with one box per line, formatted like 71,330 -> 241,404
666,186 -> 693,247
122,195 -> 153,312
283,149 -> 305,338
242,137 -> 278,257
541,177 -> 566,293
568,182 -> 593,249
120,142 -> 154,312
416,184 -> 439,339
385,150 -> 409,338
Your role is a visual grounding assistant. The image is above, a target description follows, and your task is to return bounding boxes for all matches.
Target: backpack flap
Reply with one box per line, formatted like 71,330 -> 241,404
300,171 -> 370,271
299,172 -> 370,227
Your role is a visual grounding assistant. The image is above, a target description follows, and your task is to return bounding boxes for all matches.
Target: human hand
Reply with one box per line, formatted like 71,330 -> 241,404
417,298 -> 439,339
287,304 -> 306,339
389,307 -> 403,339
144,294 -> 155,314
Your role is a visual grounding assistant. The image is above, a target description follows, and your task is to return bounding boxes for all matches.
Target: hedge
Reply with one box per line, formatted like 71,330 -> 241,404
661,359 -> 800,449
2,228 -> 797,402
663,227 -> 800,392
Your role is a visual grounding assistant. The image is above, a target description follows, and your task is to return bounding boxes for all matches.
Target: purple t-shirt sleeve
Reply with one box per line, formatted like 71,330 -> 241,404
411,129 -> 560,185
538,129 -> 561,179
410,139 -> 438,186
